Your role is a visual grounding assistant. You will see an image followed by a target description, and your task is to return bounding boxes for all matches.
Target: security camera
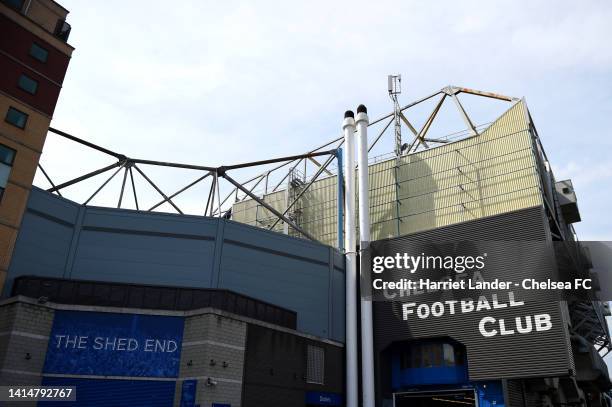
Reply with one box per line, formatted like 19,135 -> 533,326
206,378 -> 218,386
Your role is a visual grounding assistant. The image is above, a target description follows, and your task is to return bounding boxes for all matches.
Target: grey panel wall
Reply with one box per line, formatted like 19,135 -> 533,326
372,205 -> 575,401
5,187 -> 345,341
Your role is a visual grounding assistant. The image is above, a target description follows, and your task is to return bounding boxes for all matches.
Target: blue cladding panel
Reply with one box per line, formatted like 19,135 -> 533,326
3,195 -> 78,295
44,310 -> 184,377
72,230 -> 216,287
6,188 -> 345,341
331,268 -> 346,341
41,377 -> 175,407
220,240 -> 331,337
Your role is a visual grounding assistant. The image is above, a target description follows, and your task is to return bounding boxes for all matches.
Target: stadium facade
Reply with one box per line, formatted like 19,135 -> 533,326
0,1 -> 610,406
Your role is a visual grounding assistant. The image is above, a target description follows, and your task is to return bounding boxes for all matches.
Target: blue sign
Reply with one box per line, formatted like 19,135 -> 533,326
41,376 -> 175,407
305,391 -> 342,406
180,380 -> 197,407
44,310 -> 184,377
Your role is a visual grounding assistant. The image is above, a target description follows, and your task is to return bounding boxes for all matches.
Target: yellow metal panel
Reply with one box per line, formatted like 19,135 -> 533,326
231,100 -> 543,247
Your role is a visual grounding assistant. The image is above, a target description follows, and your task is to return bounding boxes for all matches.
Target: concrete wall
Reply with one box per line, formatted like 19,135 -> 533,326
0,297 -> 344,407
178,312 -> 247,406
5,187 -> 345,342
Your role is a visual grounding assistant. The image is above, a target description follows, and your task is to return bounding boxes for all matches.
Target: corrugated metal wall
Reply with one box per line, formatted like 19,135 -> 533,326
242,324 -> 344,407
232,100 -> 543,247
371,206 -> 575,403
5,187 -> 345,342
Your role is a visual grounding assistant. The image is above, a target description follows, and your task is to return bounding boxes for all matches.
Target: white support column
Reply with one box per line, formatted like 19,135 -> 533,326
343,110 -> 358,407
356,104 -> 375,407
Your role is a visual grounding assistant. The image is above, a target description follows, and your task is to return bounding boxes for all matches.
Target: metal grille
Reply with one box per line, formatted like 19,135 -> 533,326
306,344 -> 325,385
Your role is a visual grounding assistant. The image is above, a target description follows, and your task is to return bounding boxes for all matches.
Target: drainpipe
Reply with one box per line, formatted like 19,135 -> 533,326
356,104 -> 375,407
343,110 -> 358,407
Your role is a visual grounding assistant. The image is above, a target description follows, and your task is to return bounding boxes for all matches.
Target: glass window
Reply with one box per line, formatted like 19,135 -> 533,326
422,344 -> 433,367
306,345 -> 324,384
431,344 -> 442,367
0,144 -> 16,200
400,348 -> 410,369
411,345 -> 422,368
5,107 -> 28,129
454,346 -> 465,366
30,43 -> 48,63
1,0 -> 24,11
443,343 -> 455,366
18,74 -> 38,94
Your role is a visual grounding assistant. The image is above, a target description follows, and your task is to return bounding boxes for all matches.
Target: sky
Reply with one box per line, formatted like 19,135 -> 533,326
41,0 -> 612,239
37,0 -> 612,370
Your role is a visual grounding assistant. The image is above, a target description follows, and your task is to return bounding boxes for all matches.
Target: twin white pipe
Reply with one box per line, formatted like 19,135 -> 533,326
343,106 -> 375,407
342,111 -> 358,407
356,105 -> 375,407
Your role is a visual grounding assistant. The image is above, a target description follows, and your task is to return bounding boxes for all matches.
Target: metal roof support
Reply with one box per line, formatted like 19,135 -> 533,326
448,89 -> 479,137
205,176 -> 215,216
308,156 -> 333,176
128,167 -> 139,210
454,87 -> 519,102
222,172 -> 317,241
83,162 -> 125,205
117,166 -> 129,208
406,94 -> 446,154
38,164 -> 62,197
237,173 -> 267,203
149,172 -> 211,211
272,159 -> 302,192
132,159 -> 215,172
222,149 -> 336,172
48,161 -> 123,193
49,127 -> 123,159
212,186 -> 236,216
270,153 -> 336,230
399,112 -> 419,137
215,169 -> 221,216
133,164 -> 183,214
367,118 -> 393,152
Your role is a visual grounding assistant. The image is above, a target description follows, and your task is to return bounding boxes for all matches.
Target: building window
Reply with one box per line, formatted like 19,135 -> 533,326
306,345 -> 324,385
400,342 -> 466,369
5,107 -> 28,129
0,144 -> 16,200
30,43 -> 49,63
18,74 -> 38,94
1,0 -> 24,12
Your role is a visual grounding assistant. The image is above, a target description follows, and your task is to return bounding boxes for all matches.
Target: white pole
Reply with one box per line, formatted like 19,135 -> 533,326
356,104 -> 375,407
343,110 -> 358,407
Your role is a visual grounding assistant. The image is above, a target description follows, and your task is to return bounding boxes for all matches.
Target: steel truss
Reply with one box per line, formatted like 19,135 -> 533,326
38,85 -> 518,241
36,85 -> 612,354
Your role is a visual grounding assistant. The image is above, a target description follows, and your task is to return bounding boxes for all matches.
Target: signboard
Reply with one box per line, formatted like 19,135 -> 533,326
367,207 -> 577,381
43,311 -> 184,377
180,380 -> 197,407
305,391 -> 342,406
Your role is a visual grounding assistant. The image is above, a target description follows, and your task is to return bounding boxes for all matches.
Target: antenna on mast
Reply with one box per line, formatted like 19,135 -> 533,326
388,74 -> 402,158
